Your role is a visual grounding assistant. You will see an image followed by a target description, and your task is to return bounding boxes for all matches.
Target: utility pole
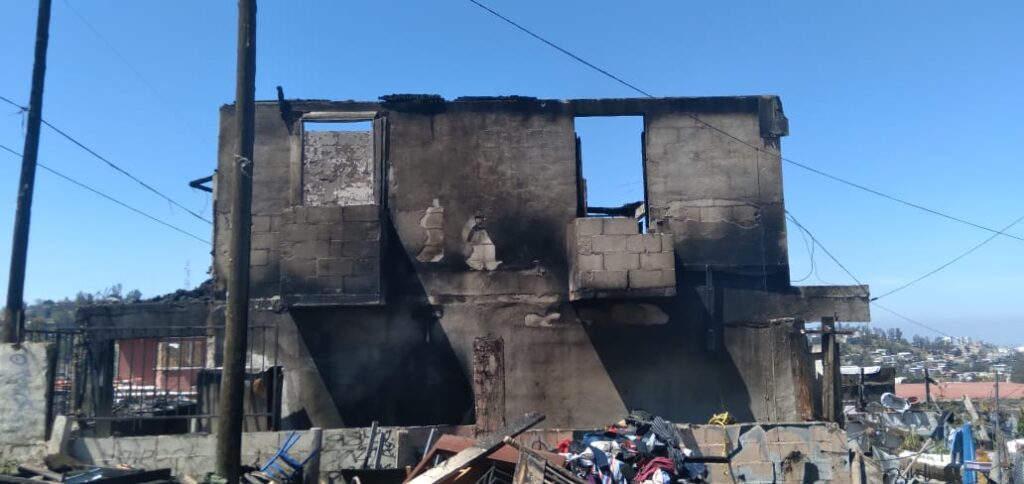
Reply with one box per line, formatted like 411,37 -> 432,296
2,0 -> 52,344
215,0 -> 256,481
994,372 -> 1005,473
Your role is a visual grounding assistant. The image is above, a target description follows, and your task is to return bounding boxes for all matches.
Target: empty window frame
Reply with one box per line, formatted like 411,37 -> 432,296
574,115 -> 647,230
301,118 -> 376,206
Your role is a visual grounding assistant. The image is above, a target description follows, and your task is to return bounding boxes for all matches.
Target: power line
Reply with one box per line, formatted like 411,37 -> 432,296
871,302 -> 954,339
0,142 -> 209,244
59,0 -> 211,145
785,210 -> 868,294
465,0 -> 1024,244
0,94 -> 212,225
786,210 -> 954,338
872,212 -> 1024,301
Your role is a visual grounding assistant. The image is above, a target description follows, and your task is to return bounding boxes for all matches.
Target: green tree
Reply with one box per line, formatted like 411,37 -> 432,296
1011,357 -> 1024,384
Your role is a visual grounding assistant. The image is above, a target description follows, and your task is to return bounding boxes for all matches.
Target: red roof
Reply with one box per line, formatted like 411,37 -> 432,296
896,382 -> 1024,401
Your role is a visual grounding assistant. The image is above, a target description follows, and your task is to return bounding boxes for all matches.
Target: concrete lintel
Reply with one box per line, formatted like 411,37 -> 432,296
723,285 -> 871,324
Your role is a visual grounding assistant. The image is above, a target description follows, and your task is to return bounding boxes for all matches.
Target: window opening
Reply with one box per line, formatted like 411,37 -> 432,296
301,119 -> 375,206
575,115 -> 647,231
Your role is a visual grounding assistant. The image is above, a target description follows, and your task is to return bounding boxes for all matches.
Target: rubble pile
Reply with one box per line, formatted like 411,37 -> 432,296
555,411 -> 708,484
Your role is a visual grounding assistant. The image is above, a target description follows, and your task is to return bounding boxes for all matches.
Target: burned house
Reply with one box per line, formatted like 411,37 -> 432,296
78,94 -> 870,433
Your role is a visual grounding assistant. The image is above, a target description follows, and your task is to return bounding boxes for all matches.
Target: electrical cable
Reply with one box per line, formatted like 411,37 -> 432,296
872,212 -> 1024,301
59,0 -> 212,145
0,95 -> 212,225
870,302 -> 954,339
0,142 -> 210,244
465,0 -> 1024,244
784,210 -> 867,294
786,210 -> 954,338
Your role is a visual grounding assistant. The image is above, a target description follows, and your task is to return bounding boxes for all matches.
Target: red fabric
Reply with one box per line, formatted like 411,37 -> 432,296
635,457 -> 675,482
556,438 -> 572,454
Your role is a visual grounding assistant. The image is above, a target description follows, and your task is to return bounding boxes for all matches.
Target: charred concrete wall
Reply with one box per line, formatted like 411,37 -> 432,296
210,95 -> 866,430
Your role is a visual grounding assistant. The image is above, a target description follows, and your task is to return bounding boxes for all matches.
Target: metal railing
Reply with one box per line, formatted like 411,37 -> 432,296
26,324 -> 281,436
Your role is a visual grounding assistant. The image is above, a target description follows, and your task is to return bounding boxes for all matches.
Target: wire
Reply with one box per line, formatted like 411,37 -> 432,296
0,142 -> 210,245
785,211 -> 956,338
465,0 -> 1024,244
59,0 -> 212,145
0,95 -> 212,225
872,212 -> 1024,301
790,222 -> 816,283
784,210 -> 868,294
871,302 -> 953,339
466,0 -> 654,98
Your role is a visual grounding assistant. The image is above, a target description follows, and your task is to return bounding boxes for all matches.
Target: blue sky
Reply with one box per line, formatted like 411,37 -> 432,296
1,1 -> 1021,344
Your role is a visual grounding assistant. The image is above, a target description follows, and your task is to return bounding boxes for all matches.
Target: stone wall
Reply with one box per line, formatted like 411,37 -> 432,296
0,342 -> 50,460
567,217 -> 675,300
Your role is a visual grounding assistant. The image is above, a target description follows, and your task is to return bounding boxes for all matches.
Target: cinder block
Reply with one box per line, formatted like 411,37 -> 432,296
625,236 -> 645,253
282,223 -> 319,242
734,462 -> 777,483
281,208 -> 304,224
251,215 -> 271,233
641,251 -> 675,270
305,207 -> 344,225
250,249 -> 269,266
576,237 -> 593,255
344,275 -> 380,293
333,221 -> 380,241
332,240 -> 379,258
574,218 -> 604,236
343,205 -> 380,222
604,253 -> 639,271
577,254 -> 603,271
352,258 -> 379,275
582,270 -> 627,290
660,233 -> 675,252
592,235 -> 627,253
603,217 -> 639,235
292,240 -> 330,258
628,270 -> 664,289
642,234 -> 662,253
251,232 -> 279,250
316,258 -> 353,277
280,258 -> 315,276
660,269 -> 677,286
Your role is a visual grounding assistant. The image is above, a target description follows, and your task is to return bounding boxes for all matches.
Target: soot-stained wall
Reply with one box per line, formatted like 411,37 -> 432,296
211,95 -> 862,429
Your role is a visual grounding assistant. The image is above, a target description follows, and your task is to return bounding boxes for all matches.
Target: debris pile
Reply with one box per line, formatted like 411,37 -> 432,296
554,411 -> 708,484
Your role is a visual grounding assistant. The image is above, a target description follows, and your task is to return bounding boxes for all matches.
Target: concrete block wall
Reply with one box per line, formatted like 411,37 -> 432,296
249,212 -> 284,297
568,217 -> 676,300
279,205 -> 382,301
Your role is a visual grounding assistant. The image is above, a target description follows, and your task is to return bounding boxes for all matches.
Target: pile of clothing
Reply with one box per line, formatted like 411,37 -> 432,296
553,411 -> 708,484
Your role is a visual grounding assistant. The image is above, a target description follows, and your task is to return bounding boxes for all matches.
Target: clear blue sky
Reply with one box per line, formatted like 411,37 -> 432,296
1,1 -> 1021,345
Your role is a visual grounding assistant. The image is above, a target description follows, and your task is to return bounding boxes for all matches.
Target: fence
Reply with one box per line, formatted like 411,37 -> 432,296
26,324 -> 281,437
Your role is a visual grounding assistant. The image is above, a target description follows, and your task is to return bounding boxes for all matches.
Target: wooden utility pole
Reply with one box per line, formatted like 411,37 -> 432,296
215,0 -> 256,480
2,0 -> 52,344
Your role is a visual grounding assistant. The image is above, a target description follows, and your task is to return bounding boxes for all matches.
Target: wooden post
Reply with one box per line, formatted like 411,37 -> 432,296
2,0 -> 51,343
215,0 -> 256,480
821,316 -> 841,423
